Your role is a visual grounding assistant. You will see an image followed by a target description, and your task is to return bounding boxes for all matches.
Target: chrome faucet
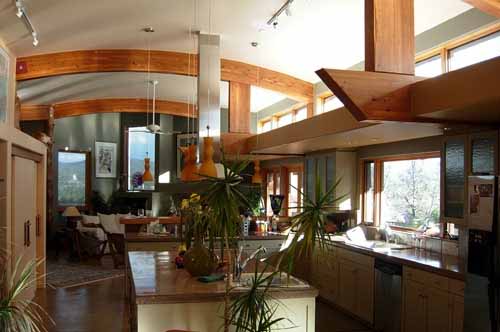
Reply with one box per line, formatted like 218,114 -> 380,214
234,245 -> 267,282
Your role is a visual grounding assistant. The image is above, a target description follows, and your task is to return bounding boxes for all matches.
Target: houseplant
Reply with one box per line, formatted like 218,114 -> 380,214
0,255 -> 52,332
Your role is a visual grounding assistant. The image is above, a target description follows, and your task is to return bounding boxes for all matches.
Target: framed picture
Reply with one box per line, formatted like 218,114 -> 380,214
95,141 -> 117,178
176,133 -> 198,179
0,47 -> 9,123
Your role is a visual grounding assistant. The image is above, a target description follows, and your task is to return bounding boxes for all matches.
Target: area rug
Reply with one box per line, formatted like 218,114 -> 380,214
46,259 -> 124,289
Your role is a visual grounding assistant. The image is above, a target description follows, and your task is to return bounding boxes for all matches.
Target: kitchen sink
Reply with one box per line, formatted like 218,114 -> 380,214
347,240 -> 413,252
234,272 -> 309,289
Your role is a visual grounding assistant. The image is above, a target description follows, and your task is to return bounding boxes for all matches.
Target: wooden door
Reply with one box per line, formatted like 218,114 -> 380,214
403,280 -> 426,332
450,295 -> 464,332
426,287 -> 451,332
11,156 -> 37,301
356,264 -> 374,323
338,260 -> 357,313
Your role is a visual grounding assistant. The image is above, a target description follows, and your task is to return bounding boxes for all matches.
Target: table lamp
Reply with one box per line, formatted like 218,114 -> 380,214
63,206 -> 81,229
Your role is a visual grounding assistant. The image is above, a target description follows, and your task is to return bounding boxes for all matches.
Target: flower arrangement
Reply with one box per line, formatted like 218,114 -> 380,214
131,172 -> 143,190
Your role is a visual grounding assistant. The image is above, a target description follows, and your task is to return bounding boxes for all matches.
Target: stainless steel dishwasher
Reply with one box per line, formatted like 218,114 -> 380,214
374,258 -> 403,332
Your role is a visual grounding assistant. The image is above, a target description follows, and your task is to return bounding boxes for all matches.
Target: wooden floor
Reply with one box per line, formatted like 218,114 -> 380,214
36,276 -> 372,332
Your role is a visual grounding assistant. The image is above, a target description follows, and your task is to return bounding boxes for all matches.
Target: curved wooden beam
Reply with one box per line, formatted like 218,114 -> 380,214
463,0 -> 500,18
20,98 -> 197,121
16,50 -> 313,102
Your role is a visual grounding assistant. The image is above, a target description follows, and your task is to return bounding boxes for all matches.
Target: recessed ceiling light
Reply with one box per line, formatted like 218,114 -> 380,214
251,42 -> 259,47
143,27 -> 155,33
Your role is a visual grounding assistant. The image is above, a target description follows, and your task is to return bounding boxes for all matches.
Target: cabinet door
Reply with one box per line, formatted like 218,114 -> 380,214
442,136 -> 467,224
338,260 -> 357,313
426,287 -> 450,332
11,156 -> 37,301
356,264 -> 374,324
450,295 -> 464,332
403,280 -> 426,332
470,131 -> 497,176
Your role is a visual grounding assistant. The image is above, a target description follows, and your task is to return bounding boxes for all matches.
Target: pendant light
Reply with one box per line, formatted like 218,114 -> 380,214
180,2 -> 200,182
252,159 -> 263,184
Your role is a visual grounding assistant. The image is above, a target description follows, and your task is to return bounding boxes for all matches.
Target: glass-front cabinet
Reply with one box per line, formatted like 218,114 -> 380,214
442,136 -> 468,225
442,131 -> 498,226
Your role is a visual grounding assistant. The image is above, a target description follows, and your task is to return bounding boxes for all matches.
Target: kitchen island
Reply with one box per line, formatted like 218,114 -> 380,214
128,251 -> 318,332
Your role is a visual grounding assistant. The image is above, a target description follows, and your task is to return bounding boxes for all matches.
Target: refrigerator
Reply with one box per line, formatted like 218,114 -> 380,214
464,175 -> 500,332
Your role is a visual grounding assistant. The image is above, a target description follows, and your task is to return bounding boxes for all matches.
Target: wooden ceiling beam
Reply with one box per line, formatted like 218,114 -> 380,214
316,69 -> 425,122
20,98 -> 197,121
463,0 -> 500,18
365,0 -> 415,74
16,50 -> 313,102
411,56 -> 500,122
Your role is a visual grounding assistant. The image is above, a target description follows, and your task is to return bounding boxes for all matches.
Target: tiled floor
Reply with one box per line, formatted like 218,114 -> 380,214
36,273 -> 372,332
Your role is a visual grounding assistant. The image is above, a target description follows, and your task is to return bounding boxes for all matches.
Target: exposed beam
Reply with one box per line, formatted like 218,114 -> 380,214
20,98 -> 197,121
316,69 -> 425,122
412,56 -> 500,123
365,0 -> 415,74
463,0 -> 500,18
228,81 -> 251,133
16,50 -> 313,102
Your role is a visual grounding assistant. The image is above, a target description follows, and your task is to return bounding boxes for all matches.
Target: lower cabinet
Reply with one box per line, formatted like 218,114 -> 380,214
337,249 -> 374,324
402,266 -> 464,332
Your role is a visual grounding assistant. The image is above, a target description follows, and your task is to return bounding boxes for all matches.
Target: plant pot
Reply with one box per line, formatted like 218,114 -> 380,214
184,242 -> 218,277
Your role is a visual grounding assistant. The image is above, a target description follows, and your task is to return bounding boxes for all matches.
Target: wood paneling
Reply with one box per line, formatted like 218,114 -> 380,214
20,104 -> 50,121
463,0 -> 500,18
365,0 -> 415,74
316,69 -> 425,121
228,81 -> 251,133
16,50 -> 313,102
20,98 -> 197,121
411,56 -> 500,123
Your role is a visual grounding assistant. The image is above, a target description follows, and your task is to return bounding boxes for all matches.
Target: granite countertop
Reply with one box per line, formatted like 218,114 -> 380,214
330,240 -> 466,280
128,251 -> 318,305
125,232 -> 288,242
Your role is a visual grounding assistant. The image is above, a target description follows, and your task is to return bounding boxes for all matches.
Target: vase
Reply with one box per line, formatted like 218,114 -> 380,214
184,242 -> 218,277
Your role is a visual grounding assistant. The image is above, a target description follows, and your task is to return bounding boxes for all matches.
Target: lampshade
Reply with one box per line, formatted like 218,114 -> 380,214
143,157 -> 154,182
62,206 -> 81,217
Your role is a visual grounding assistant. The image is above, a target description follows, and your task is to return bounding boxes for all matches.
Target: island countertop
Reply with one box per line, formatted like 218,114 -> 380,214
125,232 -> 288,242
128,251 -> 318,305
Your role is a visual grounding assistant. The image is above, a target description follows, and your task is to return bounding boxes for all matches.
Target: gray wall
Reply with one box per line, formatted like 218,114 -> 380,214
54,113 -> 121,201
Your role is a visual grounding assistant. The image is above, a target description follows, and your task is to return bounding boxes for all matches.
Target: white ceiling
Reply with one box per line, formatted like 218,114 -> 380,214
250,86 -> 288,113
17,72 -> 230,108
0,0 -> 471,83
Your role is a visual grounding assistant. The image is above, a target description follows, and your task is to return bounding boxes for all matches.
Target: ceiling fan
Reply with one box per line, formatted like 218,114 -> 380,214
126,80 -> 181,136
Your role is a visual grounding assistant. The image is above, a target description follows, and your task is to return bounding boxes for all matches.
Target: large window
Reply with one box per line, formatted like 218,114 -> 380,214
362,154 -> 440,230
57,151 -> 90,207
449,31 -> 500,71
416,26 -> 500,77
128,127 -> 156,191
295,107 -> 308,122
277,113 -> 293,128
288,168 -> 303,216
415,55 -> 443,77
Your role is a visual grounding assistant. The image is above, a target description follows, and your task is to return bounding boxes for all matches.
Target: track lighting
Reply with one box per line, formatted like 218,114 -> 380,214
14,0 -> 39,47
32,32 -> 38,46
267,0 -> 294,26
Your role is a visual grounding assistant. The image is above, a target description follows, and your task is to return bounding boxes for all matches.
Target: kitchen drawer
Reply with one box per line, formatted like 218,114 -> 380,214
449,278 -> 465,296
337,247 -> 374,268
404,267 -> 449,291
127,242 -> 180,252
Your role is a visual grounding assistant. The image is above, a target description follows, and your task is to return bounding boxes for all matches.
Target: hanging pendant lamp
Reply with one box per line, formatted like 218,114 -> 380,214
252,160 -> 263,184
199,126 -> 217,178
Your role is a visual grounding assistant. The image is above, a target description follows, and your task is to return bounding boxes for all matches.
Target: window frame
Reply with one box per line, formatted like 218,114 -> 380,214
360,151 -> 440,232
56,149 -> 91,210
257,104 -> 311,132
124,126 -> 159,192
415,23 -> 500,75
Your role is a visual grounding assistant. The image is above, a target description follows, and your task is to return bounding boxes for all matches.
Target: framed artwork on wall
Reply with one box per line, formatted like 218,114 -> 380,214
95,141 -> 117,178
176,133 -> 198,179
0,47 -> 9,124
